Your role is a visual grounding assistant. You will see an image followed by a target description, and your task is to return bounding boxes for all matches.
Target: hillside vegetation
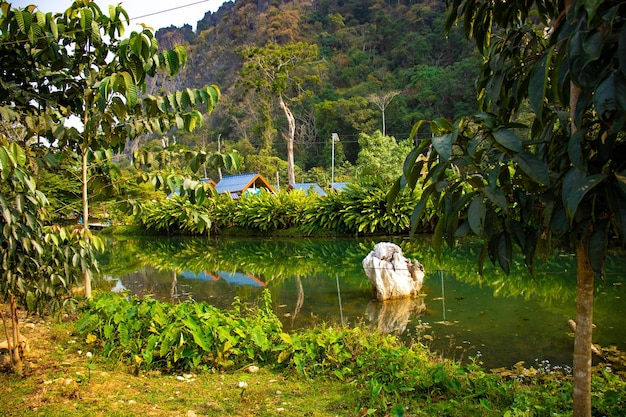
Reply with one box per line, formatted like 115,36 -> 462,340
146,0 -> 478,183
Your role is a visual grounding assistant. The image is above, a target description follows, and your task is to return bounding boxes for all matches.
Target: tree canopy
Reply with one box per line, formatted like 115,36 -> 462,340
392,0 -> 626,415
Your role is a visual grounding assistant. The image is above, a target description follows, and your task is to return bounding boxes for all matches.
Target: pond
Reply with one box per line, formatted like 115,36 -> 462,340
95,235 -> 626,370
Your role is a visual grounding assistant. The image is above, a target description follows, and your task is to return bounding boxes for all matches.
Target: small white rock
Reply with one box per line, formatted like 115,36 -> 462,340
247,365 -> 259,373
238,381 -> 248,388
86,352 -> 93,358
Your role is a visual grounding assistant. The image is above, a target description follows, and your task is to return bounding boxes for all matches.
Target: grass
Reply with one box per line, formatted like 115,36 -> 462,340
3,300 -> 626,417
0,312 -> 358,417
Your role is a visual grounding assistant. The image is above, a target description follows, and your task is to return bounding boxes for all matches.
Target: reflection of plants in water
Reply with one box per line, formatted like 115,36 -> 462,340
98,236 -> 623,307
100,237 -> 373,286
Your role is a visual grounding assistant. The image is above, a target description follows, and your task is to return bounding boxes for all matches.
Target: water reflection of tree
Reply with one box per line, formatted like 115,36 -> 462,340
98,236 -> 624,309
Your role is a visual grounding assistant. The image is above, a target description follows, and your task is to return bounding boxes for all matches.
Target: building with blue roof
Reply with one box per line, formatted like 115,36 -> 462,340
329,182 -> 350,192
287,182 -> 327,196
214,173 -> 275,198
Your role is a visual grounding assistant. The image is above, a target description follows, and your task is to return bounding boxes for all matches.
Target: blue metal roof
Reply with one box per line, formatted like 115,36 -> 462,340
330,182 -> 350,192
215,173 -> 258,194
214,172 -> 276,196
289,183 -> 327,196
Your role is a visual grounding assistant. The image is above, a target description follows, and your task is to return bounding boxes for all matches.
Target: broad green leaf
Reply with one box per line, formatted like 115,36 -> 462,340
584,0 -> 602,20
594,73 -> 616,123
120,72 -> 137,107
8,142 -> 26,167
80,7 -> 93,31
432,134 -> 453,161
481,186 -> 507,211
165,50 -> 180,76
0,147 -> 9,171
563,169 -> 606,220
430,117 -> 455,135
529,46 -> 554,118
568,130 -> 585,171
497,232 -> 512,275
15,10 -> 31,33
468,196 -> 486,236
582,29 -> 604,67
512,152 -> 550,186
587,219 -> 608,277
492,129 -> 522,152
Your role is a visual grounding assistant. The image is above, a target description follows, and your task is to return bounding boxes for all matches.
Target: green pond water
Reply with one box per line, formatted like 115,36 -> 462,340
96,235 -> 626,370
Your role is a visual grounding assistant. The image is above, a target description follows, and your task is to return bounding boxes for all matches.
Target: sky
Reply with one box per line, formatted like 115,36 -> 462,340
10,0 -> 227,31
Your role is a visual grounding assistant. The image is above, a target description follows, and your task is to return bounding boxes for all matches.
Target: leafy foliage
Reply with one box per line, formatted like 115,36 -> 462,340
132,184 -> 429,237
392,0 -> 626,415
303,185 -> 423,236
0,143 -> 101,314
75,290 -> 626,416
136,196 -> 213,235
227,189 -> 313,232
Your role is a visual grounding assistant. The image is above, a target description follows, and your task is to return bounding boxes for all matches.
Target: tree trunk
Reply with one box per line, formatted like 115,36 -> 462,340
82,148 -> 92,299
8,296 -> 23,376
278,95 -> 296,185
573,230 -> 594,417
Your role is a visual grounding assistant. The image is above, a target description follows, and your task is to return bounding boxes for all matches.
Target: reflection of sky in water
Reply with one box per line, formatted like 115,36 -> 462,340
96,237 -> 626,370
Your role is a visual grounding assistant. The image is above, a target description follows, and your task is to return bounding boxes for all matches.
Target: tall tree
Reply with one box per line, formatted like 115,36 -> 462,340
367,90 -> 400,136
0,1 -> 220,297
238,42 -> 320,184
391,1 -> 626,416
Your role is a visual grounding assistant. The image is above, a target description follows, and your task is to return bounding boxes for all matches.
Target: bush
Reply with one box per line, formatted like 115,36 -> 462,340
134,184 -> 434,236
136,195 -> 213,235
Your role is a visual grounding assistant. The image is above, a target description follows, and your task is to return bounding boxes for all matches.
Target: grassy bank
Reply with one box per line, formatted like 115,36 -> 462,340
2,294 -> 625,416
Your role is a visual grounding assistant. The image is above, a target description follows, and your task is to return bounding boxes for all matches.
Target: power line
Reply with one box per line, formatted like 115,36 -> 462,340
132,0 -> 212,23
0,0 -> 213,47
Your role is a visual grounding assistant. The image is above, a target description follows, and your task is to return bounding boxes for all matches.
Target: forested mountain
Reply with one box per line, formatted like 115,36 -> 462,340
149,0 -> 479,182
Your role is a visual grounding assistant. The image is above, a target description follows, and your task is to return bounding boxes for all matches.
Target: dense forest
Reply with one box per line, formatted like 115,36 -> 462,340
145,0 -> 479,184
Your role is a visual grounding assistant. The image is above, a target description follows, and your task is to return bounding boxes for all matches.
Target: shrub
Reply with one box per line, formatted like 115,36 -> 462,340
136,195 -> 213,235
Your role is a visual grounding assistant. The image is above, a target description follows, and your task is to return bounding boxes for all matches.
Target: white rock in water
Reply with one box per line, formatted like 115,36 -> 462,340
362,242 -> 424,300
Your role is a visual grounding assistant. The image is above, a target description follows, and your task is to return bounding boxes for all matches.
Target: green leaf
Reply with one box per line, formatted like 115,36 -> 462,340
0,147 -> 9,172
481,186 -> 507,211
497,232 -> 512,275
121,72 -> 137,108
512,152 -> 550,186
529,46 -> 554,118
15,10 -> 31,33
492,129 -> 522,152
164,50 -> 180,76
432,133 -> 453,161
468,196 -> 486,236
8,142 -> 27,167
563,169 -> 606,220
584,0 -> 602,20
568,130 -> 586,171
594,73 -> 617,124
587,220 -> 608,277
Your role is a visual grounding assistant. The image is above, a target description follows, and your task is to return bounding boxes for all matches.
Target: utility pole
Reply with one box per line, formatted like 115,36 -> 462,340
331,133 -> 339,187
